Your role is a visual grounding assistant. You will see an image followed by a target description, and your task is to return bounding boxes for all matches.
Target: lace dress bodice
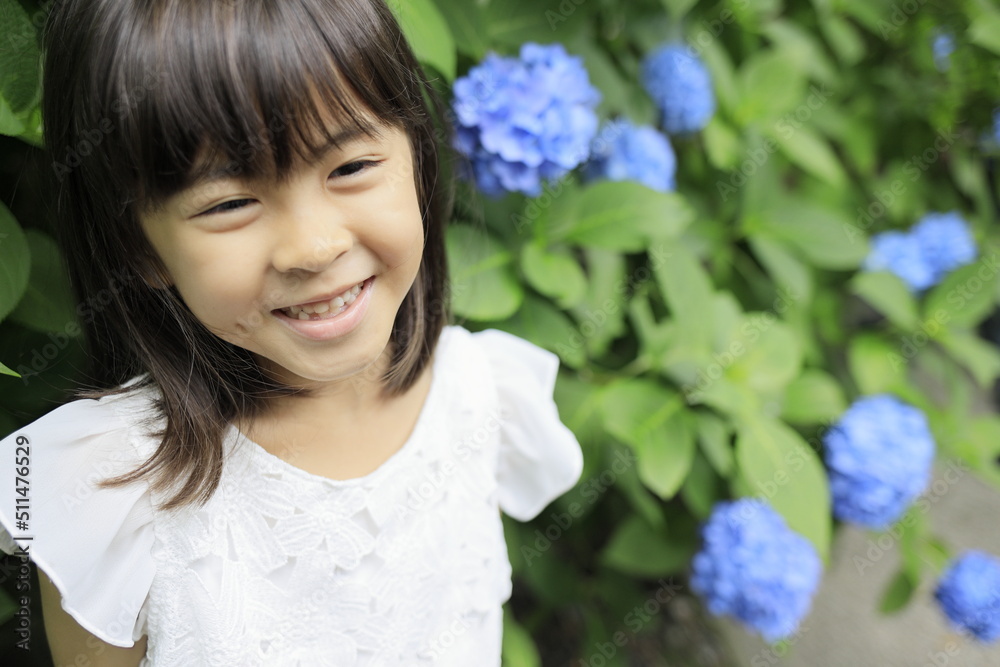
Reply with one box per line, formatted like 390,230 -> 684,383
0,325 -> 584,666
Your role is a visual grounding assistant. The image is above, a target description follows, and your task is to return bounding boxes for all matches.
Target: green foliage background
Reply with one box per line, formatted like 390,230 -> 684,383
2,0 -> 1000,664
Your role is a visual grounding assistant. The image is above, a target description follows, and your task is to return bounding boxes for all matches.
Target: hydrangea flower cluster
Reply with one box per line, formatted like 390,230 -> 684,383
583,119 -> 677,192
641,44 -> 715,134
451,42 -> 600,197
934,550 -> 1000,643
690,499 -> 822,642
822,395 -> 936,530
864,211 -> 977,292
931,31 -> 955,71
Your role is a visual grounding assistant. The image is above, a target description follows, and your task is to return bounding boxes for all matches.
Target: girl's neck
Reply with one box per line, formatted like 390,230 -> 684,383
235,345 -> 436,480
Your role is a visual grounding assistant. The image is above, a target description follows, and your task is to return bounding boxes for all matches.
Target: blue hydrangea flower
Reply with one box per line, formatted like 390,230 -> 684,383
690,499 -> 822,642
582,119 -> 677,192
864,231 -> 938,292
823,395 -> 936,530
932,31 -> 955,71
641,44 -> 715,134
864,212 -> 976,292
934,550 -> 1000,643
451,43 -> 600,197
912,211 -> 977,281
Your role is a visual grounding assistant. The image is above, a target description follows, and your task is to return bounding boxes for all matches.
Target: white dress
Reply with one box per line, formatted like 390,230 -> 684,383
0,325 -> 584,666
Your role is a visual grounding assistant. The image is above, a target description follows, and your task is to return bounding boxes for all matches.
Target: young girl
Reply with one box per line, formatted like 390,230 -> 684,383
0,1 -> 584,665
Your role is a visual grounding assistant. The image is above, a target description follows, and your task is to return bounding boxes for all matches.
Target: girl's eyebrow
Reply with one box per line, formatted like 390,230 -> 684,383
188,124 -> 376,191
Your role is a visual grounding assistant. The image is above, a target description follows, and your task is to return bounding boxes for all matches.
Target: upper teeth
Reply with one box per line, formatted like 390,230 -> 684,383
282,281 -> 363,318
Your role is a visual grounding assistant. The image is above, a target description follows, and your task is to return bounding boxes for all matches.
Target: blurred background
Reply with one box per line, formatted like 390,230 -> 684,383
2,0 -> 1000,665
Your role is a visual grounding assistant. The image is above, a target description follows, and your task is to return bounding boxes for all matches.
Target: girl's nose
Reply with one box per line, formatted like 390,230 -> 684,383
271,200 -> 353,274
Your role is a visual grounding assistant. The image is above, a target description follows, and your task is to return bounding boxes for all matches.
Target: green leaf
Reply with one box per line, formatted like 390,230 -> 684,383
851,271 -> 920,330
558,181 -> 694,251
653,239 -> 715,356
0,95 -> 25,138
735,49 -> 807,126
0,200 -> 30,321
386,0 -> 456,80
0,0 -> 42,113
501,606 -> 541,667
848,334 -> 905,395
735,416 -> 831,560
600,515 -> 692,577
483,0 -> 587,46
937,329 -> 1000,389
922,258 -> 1000,329
0,360 -> 20,378
748,236 -> 813,304
520,242 -> 587,309
660,0 -> 699,20
680,452 -> 722,519
766,125 -> 846,186
566,247 -> 627,358
820,14 -> 864,65
781,369 -> 847,424
725,317 -> 803,395
703,116 -> 743,171
446,224 -> 523,320
429,0 -> 488,59
600,379 -> 695,500
496,293 -> 587,369
10,230 -> 78,334
969,12 -> 1000,56
695,411 -> 734,478
878,568 -> 917,615
752,198 -> 869,270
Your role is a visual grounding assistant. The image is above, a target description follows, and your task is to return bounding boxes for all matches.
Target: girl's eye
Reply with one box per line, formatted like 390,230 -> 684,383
203,198 -> 254,216
331,160 -> 380,179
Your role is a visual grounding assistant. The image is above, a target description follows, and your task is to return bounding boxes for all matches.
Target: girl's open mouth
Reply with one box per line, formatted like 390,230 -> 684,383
271,276 -> 375,341
273,276 -> 374,322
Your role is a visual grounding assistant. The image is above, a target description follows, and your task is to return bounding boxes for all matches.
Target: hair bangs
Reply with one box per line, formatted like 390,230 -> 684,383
116,0 -> 420,214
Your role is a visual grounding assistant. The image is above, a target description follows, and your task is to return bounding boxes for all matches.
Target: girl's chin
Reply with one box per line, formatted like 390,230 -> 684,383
254,355 -> 387,388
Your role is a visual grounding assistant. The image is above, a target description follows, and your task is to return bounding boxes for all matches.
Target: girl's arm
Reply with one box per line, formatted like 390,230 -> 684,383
39,573 -> 148,667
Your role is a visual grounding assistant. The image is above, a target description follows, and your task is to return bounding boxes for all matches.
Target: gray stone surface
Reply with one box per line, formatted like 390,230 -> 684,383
713,460 -> 1000,667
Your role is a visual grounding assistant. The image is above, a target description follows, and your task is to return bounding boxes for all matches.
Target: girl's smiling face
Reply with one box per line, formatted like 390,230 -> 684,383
138,117 -> 425,391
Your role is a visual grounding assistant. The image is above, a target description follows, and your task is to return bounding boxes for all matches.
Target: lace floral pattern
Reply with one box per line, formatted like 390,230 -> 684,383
130,327 -> 514,666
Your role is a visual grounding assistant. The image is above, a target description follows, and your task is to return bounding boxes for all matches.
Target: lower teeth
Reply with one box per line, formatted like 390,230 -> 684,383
284,284 -> 362,320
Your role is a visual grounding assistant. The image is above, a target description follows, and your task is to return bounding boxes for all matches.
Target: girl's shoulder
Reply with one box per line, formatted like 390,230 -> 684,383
444,325 -> 585,522
0,373 -> 159,649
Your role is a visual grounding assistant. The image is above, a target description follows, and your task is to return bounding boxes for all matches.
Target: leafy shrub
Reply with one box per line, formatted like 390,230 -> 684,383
3,0 -> 1000,663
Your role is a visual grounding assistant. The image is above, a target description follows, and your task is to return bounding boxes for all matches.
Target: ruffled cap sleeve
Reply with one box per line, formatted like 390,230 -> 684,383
0,388 -> 157,648
469,328 -> 584,521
